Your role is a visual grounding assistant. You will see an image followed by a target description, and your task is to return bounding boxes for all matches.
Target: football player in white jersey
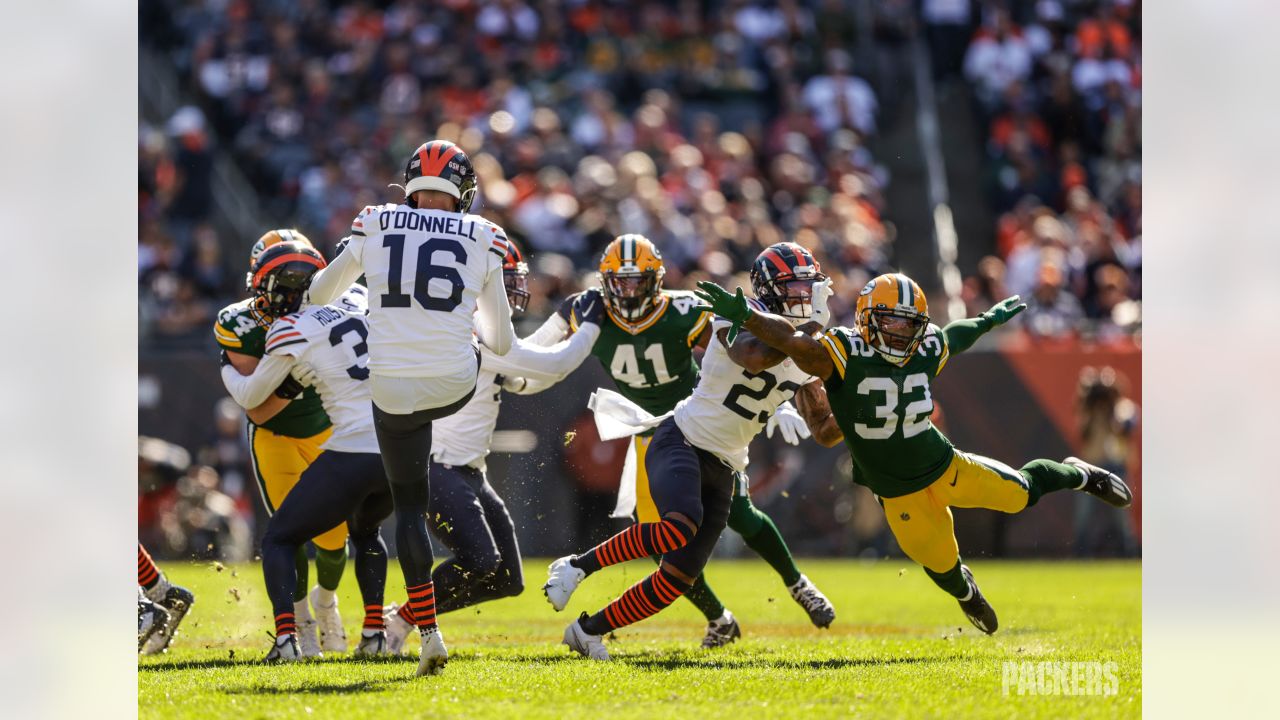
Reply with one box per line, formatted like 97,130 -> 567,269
218,242 -> 394,661
544,243 -> 843,659
304,139 -> 515,675
384,238 -> 604,652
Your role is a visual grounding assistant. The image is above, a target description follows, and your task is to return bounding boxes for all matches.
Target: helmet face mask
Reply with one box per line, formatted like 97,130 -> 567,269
750,242 -> 825,327
501,238 -> 530,313
856,273 -> 930,365
598,235 -> 665,324
248,242 -> 327,326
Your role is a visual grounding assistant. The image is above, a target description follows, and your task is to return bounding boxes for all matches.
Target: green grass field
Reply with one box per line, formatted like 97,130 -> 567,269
139,558 -> 1140,719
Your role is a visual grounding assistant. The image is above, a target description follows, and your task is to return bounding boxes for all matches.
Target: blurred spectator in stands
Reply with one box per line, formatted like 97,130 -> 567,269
1021,258 -> 1083,340
962,255 -> 1009,318
1073,366 -> 1138,556
963,8 -> 1032,115
1005,213 -> 1069,299
802,49 -> 878,136
922,0 -> 973,81
164,106 -> 214,249
161,464 -> 252,562
139,436 -> 190,555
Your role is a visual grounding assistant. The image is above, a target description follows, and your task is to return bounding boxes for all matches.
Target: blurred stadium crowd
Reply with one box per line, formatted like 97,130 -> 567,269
139,0 -> 1140,559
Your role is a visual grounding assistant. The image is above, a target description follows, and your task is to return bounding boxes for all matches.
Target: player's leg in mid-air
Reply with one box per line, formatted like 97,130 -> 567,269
259,451 -> 390,661
386,463 -> 527,654
631,434 -> 740,648
725,474 -> 835,629
137,543 -> 195,655
882,450 -> 1132,634
248,424 -> 349,655
559,418 -> 735,659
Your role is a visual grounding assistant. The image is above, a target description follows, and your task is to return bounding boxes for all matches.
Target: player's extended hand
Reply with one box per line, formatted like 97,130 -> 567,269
810,278 -> 834,328
982,295 -> 1028,327
693,281 -> 750,343
290,362 -> 319,388
571,289 -> 605,327
766,402 -> 811,446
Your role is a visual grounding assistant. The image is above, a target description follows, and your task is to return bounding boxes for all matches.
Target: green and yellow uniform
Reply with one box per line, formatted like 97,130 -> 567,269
570,288 -> 711,521
214,300 -> 347,552
819,323 -> 1031,572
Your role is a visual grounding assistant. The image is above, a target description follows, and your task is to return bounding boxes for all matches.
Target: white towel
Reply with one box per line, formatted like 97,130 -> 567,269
587,389 -> 675,518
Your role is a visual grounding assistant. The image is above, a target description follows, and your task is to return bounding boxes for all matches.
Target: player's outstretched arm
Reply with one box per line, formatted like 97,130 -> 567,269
723,321 -> 823,373
476,264 -> 516,355
219,352 -> 296,410
485,323 -> 601,390
692,281 -> 834,380
305,239 -> 363,306
794,378 -> 844,447
942,295 -> 1026,355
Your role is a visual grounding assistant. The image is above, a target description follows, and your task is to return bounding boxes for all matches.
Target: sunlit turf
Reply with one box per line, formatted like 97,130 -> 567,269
139,558 -> 1140,719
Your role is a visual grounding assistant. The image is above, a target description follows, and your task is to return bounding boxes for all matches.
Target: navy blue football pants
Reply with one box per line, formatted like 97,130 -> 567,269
427,462 -> 524,612
261,451 -> 394,621
643,417 -> 735,579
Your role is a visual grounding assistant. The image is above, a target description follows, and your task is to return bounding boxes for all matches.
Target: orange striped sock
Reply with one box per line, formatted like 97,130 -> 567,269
397,602 -> 415,625
406,582 -> 436,631
583,567 -> 691,635
274,611 -> 297,637
138,544 -> 161,589
572,520 -> 692,574
363,604 -> 384,631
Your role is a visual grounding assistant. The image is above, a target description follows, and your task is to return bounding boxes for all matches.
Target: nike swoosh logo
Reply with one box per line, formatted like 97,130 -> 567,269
949,469 -> 959,487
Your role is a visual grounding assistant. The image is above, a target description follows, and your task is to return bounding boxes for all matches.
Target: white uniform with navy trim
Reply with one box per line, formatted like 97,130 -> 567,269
431,326 -> 601,470
674,300 -> 813,471
308,203 -> 510,378
265,295 -> 378,454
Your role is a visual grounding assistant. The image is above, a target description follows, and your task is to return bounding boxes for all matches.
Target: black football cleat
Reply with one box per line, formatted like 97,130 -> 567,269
142,585 -> 196,655
701,611 -> 742,649
1065,457 -> 1133,508
957,565 -> 998,635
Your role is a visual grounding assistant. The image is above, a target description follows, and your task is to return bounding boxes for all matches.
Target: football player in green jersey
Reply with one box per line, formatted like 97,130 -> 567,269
535,235 -> 835,646
693,271 -> 1133,634
214,229 -> 348,656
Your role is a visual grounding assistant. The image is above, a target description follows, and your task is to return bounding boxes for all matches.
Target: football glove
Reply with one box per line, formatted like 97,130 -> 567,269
810,278 -> 834,328
981,295 -> 1028,327
500,375 -> 528,393
571,289 -> 605,327
766,402 -> 811,446
290,362 -> 319,388
693,281 -> 751,343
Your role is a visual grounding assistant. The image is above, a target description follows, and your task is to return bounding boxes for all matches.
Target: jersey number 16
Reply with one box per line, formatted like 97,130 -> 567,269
381,234 -> 466,312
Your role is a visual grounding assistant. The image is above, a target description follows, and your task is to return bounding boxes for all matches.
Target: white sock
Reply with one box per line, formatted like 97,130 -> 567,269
712,610 -> 734,626
294,599 -> 313,620
787,575 -> 808,592
142,576 -> 171,604
313,587 -> 338,608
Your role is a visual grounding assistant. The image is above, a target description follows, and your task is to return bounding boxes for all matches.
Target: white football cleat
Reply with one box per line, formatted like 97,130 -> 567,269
383,603 -> 414,655
563,614 -> 609,660
543,556 -> 585,611
310,586 -> 347,653
264,634 -> 303,662
416,628 -> 448,676
354,630 -> 389,657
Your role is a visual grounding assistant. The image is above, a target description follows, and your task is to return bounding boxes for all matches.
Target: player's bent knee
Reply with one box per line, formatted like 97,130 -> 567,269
726,496 -> 765,536
663,511 -> 699,538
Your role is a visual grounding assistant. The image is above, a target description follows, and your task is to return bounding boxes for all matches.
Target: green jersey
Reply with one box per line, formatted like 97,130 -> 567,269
818,323 -> 955,498
214,299 -> 331,439
571,288 -> 712,419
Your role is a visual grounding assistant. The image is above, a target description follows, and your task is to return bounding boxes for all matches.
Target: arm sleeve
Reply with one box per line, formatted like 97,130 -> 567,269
483,323 -> 600,384
219,354 -> 296,409
941,316 -> 995,355
475,263 -> 515,355
524,312 -> 571,347
305,237 -> 364,306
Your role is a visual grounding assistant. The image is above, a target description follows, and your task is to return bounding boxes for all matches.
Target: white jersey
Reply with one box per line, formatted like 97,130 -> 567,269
340,203 -> 507,377
431,325 -> 602,470
265,300 -> 378,454
674,308 -> 812,471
